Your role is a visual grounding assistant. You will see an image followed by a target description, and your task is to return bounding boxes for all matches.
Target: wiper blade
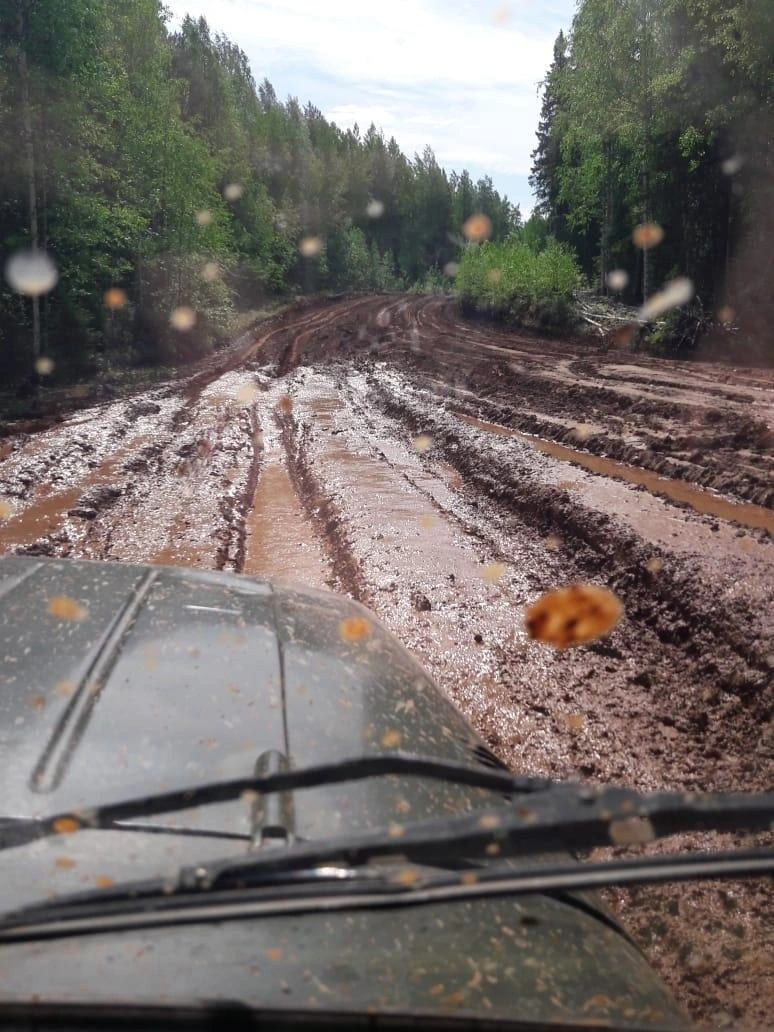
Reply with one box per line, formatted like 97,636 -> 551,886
0,848 -> 770,943
177,779 -> 772,890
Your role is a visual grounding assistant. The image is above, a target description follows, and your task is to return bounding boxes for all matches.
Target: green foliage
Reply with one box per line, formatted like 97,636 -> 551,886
0,0 -> 517,382
530,0 -> 772,349
456,240 -> 580,331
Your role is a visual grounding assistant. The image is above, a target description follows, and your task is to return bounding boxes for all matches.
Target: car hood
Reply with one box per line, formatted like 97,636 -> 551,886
0,556 -> 502,908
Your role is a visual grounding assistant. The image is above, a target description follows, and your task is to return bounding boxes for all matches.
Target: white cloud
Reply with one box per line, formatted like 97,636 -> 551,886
164,0 -> 574,211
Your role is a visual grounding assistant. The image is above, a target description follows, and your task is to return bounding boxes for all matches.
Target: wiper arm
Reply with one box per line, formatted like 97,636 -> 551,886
0,816 -> 251,850
0,763 -> 770,935
3,753 -> 549,851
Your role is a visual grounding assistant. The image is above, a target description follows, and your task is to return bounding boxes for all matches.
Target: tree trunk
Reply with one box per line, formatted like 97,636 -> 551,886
642,165 -> 650,303
600,136 -> 613,293
17,0 -> 41,363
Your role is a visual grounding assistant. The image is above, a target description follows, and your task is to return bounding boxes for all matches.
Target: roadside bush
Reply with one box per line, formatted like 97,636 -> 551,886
455,239 -> 580,331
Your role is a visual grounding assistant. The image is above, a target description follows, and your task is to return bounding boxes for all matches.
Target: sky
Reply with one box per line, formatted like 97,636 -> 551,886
164,0 -> 577,217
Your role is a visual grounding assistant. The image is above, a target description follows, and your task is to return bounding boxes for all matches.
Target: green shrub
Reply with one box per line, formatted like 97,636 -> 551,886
455,239 -> 580,331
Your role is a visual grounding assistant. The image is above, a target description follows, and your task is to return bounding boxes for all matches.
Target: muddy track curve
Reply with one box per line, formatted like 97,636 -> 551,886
0,293 -> 772,1028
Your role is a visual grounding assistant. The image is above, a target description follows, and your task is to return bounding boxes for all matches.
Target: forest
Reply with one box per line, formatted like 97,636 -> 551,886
528,0 -> 772,355
1,0 -> 771,387
0,0 -> 516,382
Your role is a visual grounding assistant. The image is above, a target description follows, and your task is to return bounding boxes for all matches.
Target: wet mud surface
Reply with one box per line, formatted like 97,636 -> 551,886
1,294 -> 771,1028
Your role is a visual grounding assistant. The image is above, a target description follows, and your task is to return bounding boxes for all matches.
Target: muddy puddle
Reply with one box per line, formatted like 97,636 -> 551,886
456,412 -> 774,533
243,462 -> 329,588
0,435 -> 151,553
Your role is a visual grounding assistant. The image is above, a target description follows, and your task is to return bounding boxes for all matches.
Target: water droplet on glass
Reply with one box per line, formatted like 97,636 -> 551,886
609,816 -> 655,845
0,500 -> 14,520
606,269 -> 629,292
104,287 -> 127,310
236,384 -> 257,405
443,262 -> 459,277
717,305 -> 734,325
375,307 -> 391,328
47,596 -> 88,622
566,713 -> 585,733
544,534 -> 561,551
53,817 -> 80,835
492,4 -> 510,25
339,616 -> 371,643
570,423 -> 594,442
381,729 -> 401,749
525,584 -> 623,650
34,356 -> 54,376
612,324 -> 637,348
721,155 -> 744,176
486,268 -> 503,285
5,249 -> 58,296
366,199 -> 385,219
223,183 -> 243,202
299,236 -> 323,258
482,562 -> 506,583
646,557 -> 663,574
393,867 -> 420,887
632,223 -> 664,250
195,209 -> 213,227
463,214 -> 492,243
170,306 -> 196,331
413,434 -> 433,453
201,262 -> 220,282
639,277 -> 694,321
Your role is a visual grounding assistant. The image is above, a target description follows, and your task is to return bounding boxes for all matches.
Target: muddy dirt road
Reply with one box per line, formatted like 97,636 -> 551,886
1,295 -> 772,1027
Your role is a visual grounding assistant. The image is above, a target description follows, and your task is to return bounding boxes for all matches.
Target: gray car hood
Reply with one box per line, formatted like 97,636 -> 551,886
0,556 -> 503,910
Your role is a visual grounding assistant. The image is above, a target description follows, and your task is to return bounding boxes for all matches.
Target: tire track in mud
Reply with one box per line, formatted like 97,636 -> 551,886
359,296 -> 774,509
274,403 -> 370,601
0,293 -> 771,1027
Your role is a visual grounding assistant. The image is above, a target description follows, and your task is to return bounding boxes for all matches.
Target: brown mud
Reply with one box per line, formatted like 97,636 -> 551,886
0,294 -> 771,1028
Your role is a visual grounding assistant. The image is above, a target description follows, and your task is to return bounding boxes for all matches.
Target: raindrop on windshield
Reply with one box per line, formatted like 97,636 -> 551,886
639,277 -> 694,321
195,209 -> 213,226
366,199 -> 385,218
463,214 -> 493,243
606,269 -> 629,292
223,182 -> 243,202
4,249 -> 58,296
170,306 -> 196,331
525,584 -> 623,650
34,356 -> 55,376
721,155 -> 744,176
104,287 -> 127,310
339,616 -> 371,642
47,595 -> 89,622
299,236 -> 323,258
632,222 -> 664,250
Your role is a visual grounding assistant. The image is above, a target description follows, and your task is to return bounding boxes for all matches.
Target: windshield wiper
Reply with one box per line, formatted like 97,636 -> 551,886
2,753 -> 549,851
0,754 -> 770,935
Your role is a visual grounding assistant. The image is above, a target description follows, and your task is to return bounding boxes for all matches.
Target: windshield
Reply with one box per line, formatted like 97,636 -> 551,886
0,1 -> 772,1028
